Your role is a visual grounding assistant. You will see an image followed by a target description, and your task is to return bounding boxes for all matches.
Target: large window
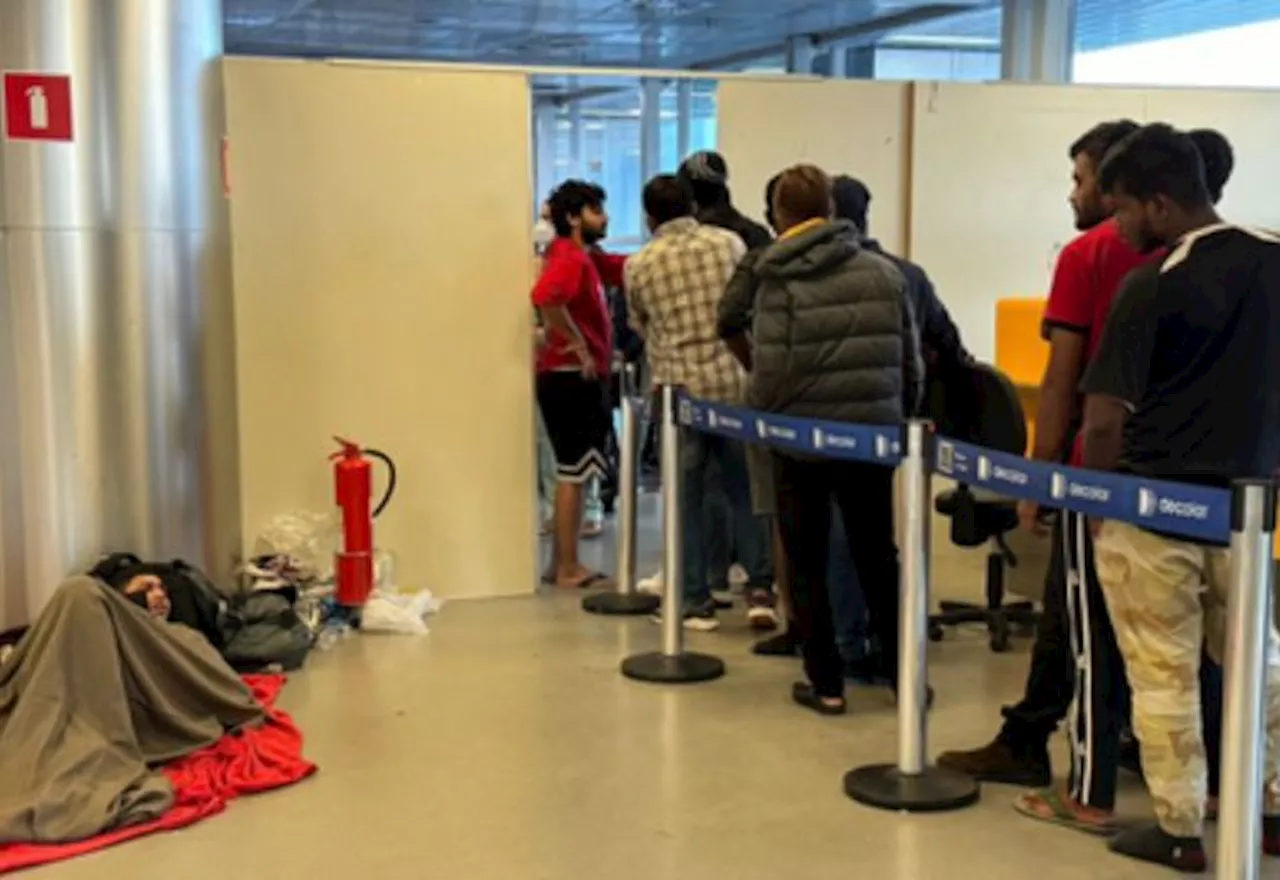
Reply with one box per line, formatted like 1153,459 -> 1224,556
532,77 -> 718,251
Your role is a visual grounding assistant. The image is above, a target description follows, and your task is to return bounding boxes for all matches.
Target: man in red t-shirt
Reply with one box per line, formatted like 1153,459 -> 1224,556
532,181 -> 625,590
940,120 -> 1152,835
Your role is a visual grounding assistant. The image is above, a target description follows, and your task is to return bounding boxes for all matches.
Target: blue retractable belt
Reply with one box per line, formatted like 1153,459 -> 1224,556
676,391 -> 1232,544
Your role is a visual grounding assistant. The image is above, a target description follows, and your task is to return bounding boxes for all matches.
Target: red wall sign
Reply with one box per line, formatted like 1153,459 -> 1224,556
3,73 -> 74,142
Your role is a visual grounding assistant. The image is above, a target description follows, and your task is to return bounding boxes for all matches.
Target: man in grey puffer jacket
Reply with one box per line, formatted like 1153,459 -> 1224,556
752,165 -> 923,715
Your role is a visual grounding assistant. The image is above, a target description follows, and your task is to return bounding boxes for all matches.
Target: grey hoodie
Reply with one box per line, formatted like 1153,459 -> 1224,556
742,219 -> 922,425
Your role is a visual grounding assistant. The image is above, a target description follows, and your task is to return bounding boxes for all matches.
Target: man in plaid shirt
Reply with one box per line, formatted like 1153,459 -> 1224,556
626,175 -> 774,631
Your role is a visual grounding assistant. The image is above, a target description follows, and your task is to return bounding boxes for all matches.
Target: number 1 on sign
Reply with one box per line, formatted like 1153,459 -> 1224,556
26,86 -> 48,130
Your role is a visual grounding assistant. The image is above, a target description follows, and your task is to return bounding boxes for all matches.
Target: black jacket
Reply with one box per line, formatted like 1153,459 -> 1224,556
862,238 -> 971,374
743,220 -> 922,425
697,204 -> 773,251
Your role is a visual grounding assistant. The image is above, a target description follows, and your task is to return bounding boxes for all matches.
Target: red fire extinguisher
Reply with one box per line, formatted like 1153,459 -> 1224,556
330,437 -> 397,609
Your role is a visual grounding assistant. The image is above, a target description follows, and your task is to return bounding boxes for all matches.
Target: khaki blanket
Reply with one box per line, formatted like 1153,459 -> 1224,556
0,577 -> 263,844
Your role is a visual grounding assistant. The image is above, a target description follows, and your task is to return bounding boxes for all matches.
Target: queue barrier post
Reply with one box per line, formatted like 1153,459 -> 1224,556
844,420 -> 981,812
1217,480 -> 1277,880
583,365 -> 660,616
621,385 -> 725,684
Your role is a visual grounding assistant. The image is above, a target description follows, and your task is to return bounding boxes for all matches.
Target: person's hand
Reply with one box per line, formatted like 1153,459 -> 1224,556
579,357 -> 599,381
125,574 -> 172,619
1018,499 -> 1047,535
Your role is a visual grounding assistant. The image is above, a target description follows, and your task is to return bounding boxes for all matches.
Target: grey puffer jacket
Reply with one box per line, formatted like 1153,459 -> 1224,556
747,220 -> 922,425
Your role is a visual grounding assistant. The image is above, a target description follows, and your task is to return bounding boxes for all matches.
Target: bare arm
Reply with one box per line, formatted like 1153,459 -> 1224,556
1081,395 -> 1127,473
1031,329 -> 1087,463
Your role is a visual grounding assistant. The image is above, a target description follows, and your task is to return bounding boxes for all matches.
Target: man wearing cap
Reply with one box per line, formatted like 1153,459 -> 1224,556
677,150 -> 773,252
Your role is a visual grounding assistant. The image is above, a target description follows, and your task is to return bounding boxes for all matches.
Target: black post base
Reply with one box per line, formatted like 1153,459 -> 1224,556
844,764 -> 980,813
582,592 -> 660,616
621,651 -> 725,683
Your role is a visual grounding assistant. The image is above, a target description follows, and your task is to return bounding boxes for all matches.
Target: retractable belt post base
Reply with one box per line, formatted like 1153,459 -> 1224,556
583,592 -> 659,616
844,765 -> 980,813
620,385 -> 725,686
845,420 -> 980,813
621,651 -> 724,683
583,375 -> 659,617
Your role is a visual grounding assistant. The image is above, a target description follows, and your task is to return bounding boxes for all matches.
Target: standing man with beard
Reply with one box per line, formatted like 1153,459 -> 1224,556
938,120 -> 1152,837
533,181 -> 625,590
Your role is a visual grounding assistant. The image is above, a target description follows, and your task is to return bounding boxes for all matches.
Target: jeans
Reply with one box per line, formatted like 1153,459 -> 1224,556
827,502 -> 870,663
680,430 -> 772,607
704,486 -> 733,589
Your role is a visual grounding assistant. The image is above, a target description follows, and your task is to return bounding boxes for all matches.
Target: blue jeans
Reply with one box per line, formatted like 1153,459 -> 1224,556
827,502 -> 870,663
680,430 -> 771,607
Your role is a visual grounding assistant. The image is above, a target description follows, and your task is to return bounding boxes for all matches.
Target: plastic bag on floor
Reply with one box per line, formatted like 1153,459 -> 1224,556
253,511 -> 338,582
360,589 -> 442,636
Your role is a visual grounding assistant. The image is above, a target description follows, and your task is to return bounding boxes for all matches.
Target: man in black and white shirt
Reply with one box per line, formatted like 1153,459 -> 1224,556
627,174 -> 773,631
1080,122 -> 1280,872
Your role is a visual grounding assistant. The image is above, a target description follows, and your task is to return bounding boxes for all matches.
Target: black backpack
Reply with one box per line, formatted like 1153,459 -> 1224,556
88,553 -> 229,649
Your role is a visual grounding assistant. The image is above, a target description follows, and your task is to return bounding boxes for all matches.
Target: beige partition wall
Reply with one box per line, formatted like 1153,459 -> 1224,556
716,79 -> 911,254
224,58 -> 536,599
910,81 -> 1147,360
910,81 -> 1280,360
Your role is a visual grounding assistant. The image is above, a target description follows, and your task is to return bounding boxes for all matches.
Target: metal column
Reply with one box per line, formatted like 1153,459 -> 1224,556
0,0 -> 238,629
639,78 -> 663,185
1001,0 -> 1077,82
1218,481 -> 1277,880
675,80 -> 692,163
786,35 -> 818,75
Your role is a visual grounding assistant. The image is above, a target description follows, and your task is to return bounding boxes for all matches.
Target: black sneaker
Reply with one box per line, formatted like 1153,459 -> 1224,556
1108,823 -> 1206,873
753,629 -> 800,656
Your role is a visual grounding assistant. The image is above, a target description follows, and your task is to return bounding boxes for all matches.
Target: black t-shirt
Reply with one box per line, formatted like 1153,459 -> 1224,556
1080,224 -> 1280,487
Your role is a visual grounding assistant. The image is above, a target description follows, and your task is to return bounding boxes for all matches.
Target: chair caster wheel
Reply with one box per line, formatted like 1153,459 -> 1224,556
928,623 -> 944,643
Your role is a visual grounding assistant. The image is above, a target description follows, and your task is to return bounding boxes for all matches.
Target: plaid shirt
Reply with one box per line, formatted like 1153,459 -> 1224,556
625,217 -> 747,403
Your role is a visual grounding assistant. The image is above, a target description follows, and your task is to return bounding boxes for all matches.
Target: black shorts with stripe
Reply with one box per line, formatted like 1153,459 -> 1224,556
537,371 -> 611,484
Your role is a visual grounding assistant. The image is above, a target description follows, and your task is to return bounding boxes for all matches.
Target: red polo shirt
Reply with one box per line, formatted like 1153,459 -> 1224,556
1042,219 -> 1157,464
531,238 -> 623,376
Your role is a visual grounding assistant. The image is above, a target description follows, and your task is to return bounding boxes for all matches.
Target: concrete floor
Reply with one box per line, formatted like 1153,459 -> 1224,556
35,495 -> 1279,879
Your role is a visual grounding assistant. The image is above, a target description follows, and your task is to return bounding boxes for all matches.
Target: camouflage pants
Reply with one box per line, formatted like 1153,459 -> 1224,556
1094,520 -> 1280,837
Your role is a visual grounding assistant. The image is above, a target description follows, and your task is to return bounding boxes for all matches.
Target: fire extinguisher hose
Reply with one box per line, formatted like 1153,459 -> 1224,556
364,448 -> 397,518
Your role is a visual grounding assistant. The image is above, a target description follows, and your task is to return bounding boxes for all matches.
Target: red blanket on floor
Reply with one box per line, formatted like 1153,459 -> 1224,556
0,675 -> 315,875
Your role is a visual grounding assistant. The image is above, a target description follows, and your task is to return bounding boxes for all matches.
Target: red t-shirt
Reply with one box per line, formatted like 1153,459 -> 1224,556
531,238 -> 623,376
1042,219 -> 1156,464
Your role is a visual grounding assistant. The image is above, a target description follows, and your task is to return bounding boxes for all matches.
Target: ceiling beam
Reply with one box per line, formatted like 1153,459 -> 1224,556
687,2 -> 979,70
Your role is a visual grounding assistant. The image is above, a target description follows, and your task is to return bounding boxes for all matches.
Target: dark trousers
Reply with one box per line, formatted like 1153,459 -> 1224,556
999,512 -> 1225,807
1000,513 -> 1127,810
773,453 -> 898,699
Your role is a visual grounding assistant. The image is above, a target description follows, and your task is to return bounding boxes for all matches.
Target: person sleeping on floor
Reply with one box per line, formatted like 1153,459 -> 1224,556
0,574 -> 265,845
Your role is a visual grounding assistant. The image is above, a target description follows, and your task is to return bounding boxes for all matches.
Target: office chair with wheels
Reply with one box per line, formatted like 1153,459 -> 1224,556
926,361 -> 1039,653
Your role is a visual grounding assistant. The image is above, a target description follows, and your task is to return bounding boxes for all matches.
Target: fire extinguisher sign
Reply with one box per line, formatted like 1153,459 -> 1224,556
2,72 -> 74,142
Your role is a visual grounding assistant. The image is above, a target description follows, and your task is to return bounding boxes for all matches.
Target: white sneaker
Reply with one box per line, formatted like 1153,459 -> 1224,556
728,564 -> 749,587
649,607 -> 720,632
638,569 -> 664,595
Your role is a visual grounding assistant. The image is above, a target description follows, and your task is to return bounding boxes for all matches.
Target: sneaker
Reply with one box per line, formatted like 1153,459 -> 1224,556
728,563 -> 749,587
754,629 -> 800,656
746,589 -> 780,631
1108,823 -> 1206,873
650,601 -> 719,632
638,570 -> 663,595
936,737 -> 1052,787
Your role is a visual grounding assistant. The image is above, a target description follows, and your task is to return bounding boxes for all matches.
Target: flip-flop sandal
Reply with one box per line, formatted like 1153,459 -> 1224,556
791,682 -> 847,716
1013,788 -> 1116,837
561,571 -> 615,591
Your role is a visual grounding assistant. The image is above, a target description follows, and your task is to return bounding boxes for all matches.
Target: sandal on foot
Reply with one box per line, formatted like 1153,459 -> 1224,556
560,571 -> 615,591
1013,788 -> 1116,837
791,682 -> 846,716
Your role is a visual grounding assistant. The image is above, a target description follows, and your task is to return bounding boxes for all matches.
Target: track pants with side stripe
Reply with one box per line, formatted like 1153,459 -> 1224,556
1061,511 -> 1129,811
